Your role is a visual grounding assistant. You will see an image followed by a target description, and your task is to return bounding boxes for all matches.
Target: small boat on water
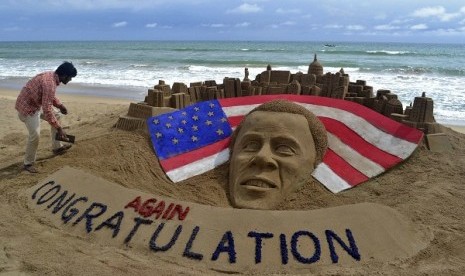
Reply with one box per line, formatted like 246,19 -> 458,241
324,44 -> 336,47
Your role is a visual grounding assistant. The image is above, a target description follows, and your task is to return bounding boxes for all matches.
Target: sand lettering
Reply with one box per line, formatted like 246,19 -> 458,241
30,180 -> 361,266
125,196 -> 190,221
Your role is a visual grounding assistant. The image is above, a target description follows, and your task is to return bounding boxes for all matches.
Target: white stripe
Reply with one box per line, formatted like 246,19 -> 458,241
222,104 -> 259,117
167,149 -> 230,182
327,132 -> 385,177
296,103 -> 418,159
312,163 -> 352,193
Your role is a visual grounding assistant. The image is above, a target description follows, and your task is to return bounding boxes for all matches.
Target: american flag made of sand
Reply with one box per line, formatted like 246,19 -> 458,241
147,95 -> 423,193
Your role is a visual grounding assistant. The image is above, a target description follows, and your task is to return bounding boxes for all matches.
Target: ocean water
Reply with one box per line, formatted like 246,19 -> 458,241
0,41 -> 464,125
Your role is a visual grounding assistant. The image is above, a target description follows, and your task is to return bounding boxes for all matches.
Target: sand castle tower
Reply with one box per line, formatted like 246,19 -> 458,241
308,54 -> 323,76
400,92 -> 451,152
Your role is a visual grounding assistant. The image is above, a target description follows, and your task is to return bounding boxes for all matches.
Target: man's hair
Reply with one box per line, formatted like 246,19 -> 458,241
55,61 -> 77,77
230,99 -> 328,165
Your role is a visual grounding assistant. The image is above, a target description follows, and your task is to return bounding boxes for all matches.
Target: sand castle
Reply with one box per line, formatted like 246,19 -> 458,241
115,54 -> 450,151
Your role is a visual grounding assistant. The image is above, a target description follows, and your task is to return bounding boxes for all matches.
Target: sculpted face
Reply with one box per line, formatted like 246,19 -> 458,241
229,111 -> 317,210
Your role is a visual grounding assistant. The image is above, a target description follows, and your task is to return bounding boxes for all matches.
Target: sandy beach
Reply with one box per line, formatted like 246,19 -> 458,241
1,86 -> 465,275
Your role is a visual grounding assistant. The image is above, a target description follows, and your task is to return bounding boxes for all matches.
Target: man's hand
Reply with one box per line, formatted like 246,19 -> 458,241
59,105 -> 68,115
56,127 -> 68,142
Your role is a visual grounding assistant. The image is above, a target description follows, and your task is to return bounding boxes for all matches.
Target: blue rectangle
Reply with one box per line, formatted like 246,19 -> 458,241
147,100 -> 233,160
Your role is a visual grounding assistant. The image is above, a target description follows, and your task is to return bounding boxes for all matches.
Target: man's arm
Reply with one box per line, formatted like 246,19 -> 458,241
52,97 -> 67,114
41,75 -> 67,139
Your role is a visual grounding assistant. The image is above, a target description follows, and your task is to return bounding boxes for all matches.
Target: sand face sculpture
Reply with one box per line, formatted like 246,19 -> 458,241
228,100 -> 328,209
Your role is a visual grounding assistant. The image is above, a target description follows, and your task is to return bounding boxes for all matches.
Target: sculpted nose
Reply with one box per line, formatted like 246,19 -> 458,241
251,146 -> 278,170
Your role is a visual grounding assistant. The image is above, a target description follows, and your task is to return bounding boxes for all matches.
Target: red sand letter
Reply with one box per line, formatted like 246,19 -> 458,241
168,205 -> 190,221
125,196 -> 142,212
150,200 -> 166,219
139,198 -> 157,217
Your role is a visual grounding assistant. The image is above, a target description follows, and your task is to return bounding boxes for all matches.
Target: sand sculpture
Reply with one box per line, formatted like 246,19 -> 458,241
228,100 -> 328,209
25,167 -> 432,272
115,54 -> 450,151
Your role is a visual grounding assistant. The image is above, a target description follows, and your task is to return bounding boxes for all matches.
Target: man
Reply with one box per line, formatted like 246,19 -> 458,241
15,61 -> 77,173
228,100 -> 328,210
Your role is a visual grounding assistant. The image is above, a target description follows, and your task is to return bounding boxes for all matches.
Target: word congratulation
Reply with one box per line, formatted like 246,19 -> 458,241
30,180 -> 361,266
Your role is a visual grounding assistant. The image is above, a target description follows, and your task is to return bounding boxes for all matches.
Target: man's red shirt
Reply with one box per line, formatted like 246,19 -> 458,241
15,71 -> 63,129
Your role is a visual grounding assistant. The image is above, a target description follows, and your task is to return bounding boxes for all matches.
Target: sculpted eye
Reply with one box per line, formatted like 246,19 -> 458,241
275,144 -> 295,155
242,141 -> 261,152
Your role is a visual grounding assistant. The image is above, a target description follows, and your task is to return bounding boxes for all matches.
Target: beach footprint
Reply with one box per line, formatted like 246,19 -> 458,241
0,246 -> 24,275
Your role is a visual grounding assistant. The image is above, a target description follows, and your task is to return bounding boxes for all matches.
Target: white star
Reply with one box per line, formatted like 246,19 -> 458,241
153,119 -> 159,124
191,136 -> 198,142
192,115 -> 199,121
172,138 -> 179,144
216,129 -> 224,135
208,111 -> 214,117
209,103 -> 215,108
192,125 -> 198,131
156,132 -> 162,138
221,117 -> 227,122
165,123 -> 172,128
205,120 -> 212,126
178,128 -> 184,133
194,107 -> 200,111
181,120 -> 187,125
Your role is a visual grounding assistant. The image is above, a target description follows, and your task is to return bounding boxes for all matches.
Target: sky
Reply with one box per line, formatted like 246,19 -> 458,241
1,0 -> 464,43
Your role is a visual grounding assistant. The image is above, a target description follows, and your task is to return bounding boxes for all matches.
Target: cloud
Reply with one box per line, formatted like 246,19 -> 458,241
391,19 -> 411,24
346,25 -> 365,31
112,21 -> 127,28
411,6 -> 460,22
235,22 -> 250,27
275,8 -> 300,14
146,23 -> 157,28
374,24 -> 400,31
201,23 -> 226,28
227,3 -> 262,14
281,21 -> 296,26
410,24 -> 428,30
431,28 -> 464,36
3,26 -> 21,32
324,24 -> 343,29
269,21 -> 296,29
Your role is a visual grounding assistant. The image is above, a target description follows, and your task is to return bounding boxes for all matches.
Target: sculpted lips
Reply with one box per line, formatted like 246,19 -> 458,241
241,179 -> 277,190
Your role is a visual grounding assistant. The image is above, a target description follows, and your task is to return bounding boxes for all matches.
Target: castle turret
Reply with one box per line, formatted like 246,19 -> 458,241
308,54 -> 323,76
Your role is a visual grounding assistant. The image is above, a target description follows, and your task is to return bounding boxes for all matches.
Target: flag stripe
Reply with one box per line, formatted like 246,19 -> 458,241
160,137 -> 231,171
166,149 -> 230,182
321,149 -> 370,186
326,132 -> 385,177
312,163 -> 352,193
227,116 -> 244,128
319,116 -> 402,168
298,103 -> 418,160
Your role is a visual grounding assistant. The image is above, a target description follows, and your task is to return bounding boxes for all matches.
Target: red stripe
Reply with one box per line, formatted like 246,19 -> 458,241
160,137 -> 231,171
323,149 -> 369,186
227,116 -> 244,128
219,95 -> 423,144
319,117 -> 402,168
